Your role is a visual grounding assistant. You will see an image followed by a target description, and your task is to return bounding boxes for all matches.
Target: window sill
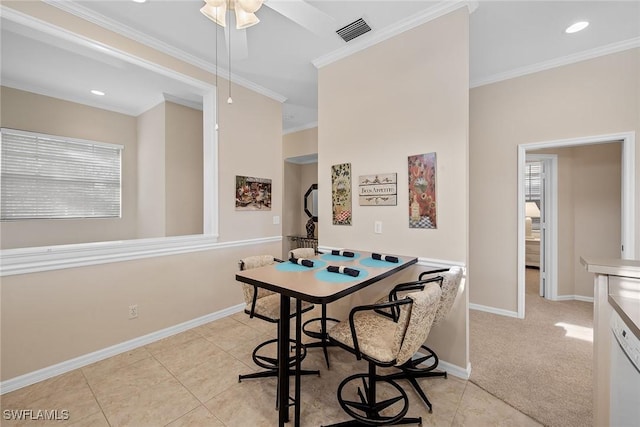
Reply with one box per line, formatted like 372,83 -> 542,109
0,235 -> 281,276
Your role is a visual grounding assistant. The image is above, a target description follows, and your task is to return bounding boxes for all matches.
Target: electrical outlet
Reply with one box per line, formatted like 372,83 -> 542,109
128,304 -> 138,319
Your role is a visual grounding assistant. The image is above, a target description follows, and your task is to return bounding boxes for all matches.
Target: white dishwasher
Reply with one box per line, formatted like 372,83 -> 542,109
610,309 -> 640,427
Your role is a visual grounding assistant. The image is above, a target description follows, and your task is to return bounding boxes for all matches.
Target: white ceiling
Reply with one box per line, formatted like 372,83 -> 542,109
2,1 -> 639,133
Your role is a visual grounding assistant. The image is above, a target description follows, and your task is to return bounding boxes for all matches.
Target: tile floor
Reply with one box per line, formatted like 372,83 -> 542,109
1,310 -> 541,426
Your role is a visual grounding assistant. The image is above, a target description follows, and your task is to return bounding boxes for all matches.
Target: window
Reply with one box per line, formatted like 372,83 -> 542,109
1,128 -> 122,220
525,161 -> 542,231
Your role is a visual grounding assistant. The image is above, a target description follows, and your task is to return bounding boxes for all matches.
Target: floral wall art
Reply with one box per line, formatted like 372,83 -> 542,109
408,153 -> 437,228
331,163 -> 352,225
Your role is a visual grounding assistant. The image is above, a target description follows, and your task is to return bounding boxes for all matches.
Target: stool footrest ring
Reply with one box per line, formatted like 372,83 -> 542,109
302,317 -> 340,339
252,338 -> 307,370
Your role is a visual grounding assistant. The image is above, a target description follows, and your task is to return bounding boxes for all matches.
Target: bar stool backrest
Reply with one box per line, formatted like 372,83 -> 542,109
239,255 -> 278,305
426,267 -> 463,325
395,282 -> 442,366
289,247 -> 315,259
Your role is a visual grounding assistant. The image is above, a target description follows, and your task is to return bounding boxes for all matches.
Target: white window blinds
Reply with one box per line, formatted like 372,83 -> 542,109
1,128 -> 122,220
525,162 -> 542,202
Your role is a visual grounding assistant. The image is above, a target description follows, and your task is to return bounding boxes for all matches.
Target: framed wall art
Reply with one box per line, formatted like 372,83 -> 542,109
408,153 -> 437,228
358,173 -> 397,206
331,163 -> 352,225
235,175 -> 272,211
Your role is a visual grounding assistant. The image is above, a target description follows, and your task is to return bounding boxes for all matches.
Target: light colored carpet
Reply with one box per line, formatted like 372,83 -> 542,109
469,269 -> 593,427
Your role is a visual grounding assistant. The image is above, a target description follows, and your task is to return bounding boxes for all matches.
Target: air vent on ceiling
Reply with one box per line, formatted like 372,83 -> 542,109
336,18 -> 371,42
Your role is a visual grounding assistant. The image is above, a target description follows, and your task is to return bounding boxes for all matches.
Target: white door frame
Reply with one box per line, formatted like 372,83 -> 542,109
517,131 -> 636,318
525,154 -> 558,300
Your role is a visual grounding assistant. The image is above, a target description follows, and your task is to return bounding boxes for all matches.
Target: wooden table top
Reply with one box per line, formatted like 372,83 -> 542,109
235,250 -> 417,304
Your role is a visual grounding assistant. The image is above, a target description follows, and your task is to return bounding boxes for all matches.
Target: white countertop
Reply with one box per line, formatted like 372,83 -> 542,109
581,257 -> 640,339
580,257 -> 640,279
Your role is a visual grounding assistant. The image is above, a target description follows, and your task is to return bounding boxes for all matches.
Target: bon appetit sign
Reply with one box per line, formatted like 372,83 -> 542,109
358,173 -> 397,206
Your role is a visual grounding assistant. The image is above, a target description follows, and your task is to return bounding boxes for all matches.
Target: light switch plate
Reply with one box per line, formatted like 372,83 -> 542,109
374,221 -> 382,234
273,216 -> 280,225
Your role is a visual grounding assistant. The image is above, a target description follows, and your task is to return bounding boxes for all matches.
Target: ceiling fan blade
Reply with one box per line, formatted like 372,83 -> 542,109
224,24 -> 249,61
264,0 -> 336,37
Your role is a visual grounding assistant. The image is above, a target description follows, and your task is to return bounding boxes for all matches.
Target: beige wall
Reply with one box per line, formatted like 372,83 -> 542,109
137,100 -> 204,238
0,241 -> 281,380
165,102 -> 203,237
283,127 -> 318,159
318,8 -> 469,368
283,127 -> 319,256
572,143 -> 622,296
0,86 -> 139,248
531,143 -> 622,298
470,48 -> 639,312
137,102 -> 166,238
0,88 -> 204,244
1,1 -> 282,381
283,162 -> 303,256
217,79 -> 283,242
282,161 -> 318,257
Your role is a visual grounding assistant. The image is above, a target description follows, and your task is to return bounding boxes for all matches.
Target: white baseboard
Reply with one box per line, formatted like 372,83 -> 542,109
553,295 -> 594,303
469,303 -> 519,318
0,303 -> 245,395
413,351 -> 471,380
438,360 -> 472,380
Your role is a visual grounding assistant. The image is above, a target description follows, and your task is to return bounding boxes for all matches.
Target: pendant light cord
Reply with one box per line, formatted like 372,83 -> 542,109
227,0 -> 232,103
215,7 -> 219,127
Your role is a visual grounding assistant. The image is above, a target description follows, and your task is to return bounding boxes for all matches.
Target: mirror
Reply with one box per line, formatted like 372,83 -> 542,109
0,11 -> 215,249
304,184 -> 318,222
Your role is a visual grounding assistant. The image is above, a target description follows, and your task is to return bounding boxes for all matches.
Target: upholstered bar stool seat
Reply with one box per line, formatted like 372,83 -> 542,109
323,277 -> 442,427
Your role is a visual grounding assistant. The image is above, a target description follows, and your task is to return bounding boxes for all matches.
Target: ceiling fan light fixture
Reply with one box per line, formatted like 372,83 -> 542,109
205,0 -> 226,6
236,0 -> 263,14
201,2 -> 227,27
234,7 -> 260,29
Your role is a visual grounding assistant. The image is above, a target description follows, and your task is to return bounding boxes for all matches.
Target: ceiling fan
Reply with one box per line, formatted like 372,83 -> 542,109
200,0 -> 337,59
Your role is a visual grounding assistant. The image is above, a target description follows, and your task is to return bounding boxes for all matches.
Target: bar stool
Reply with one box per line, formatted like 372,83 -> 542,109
378,267 -> 463,411
323,277 -> 443,426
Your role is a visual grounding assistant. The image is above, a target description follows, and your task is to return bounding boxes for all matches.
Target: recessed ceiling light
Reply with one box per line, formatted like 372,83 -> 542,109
565,21 -> 589,34
91,90 -> 105,96
132,0 -> 147,3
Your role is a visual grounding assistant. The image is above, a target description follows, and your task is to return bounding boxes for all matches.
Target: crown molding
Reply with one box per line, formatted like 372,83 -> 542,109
312,0 -> 476,69
285,153 -> 318,165
163,93 -> 204,111
471,37 -> 640,88
41,0 -> 287,103
1,78 -> 141,116
283,121 -> 318,135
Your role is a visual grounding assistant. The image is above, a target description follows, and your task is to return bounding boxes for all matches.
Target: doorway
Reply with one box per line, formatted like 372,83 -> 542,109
516,132 -> 635,318
283,155 -> 318,257
524,155 -> 556,300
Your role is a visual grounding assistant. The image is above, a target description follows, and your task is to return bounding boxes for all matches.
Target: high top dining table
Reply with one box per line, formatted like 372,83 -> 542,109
235,250 -> 417,426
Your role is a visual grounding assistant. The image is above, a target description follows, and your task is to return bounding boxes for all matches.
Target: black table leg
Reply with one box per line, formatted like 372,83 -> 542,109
279,295 -> 290,426
295,298 -> 302,427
